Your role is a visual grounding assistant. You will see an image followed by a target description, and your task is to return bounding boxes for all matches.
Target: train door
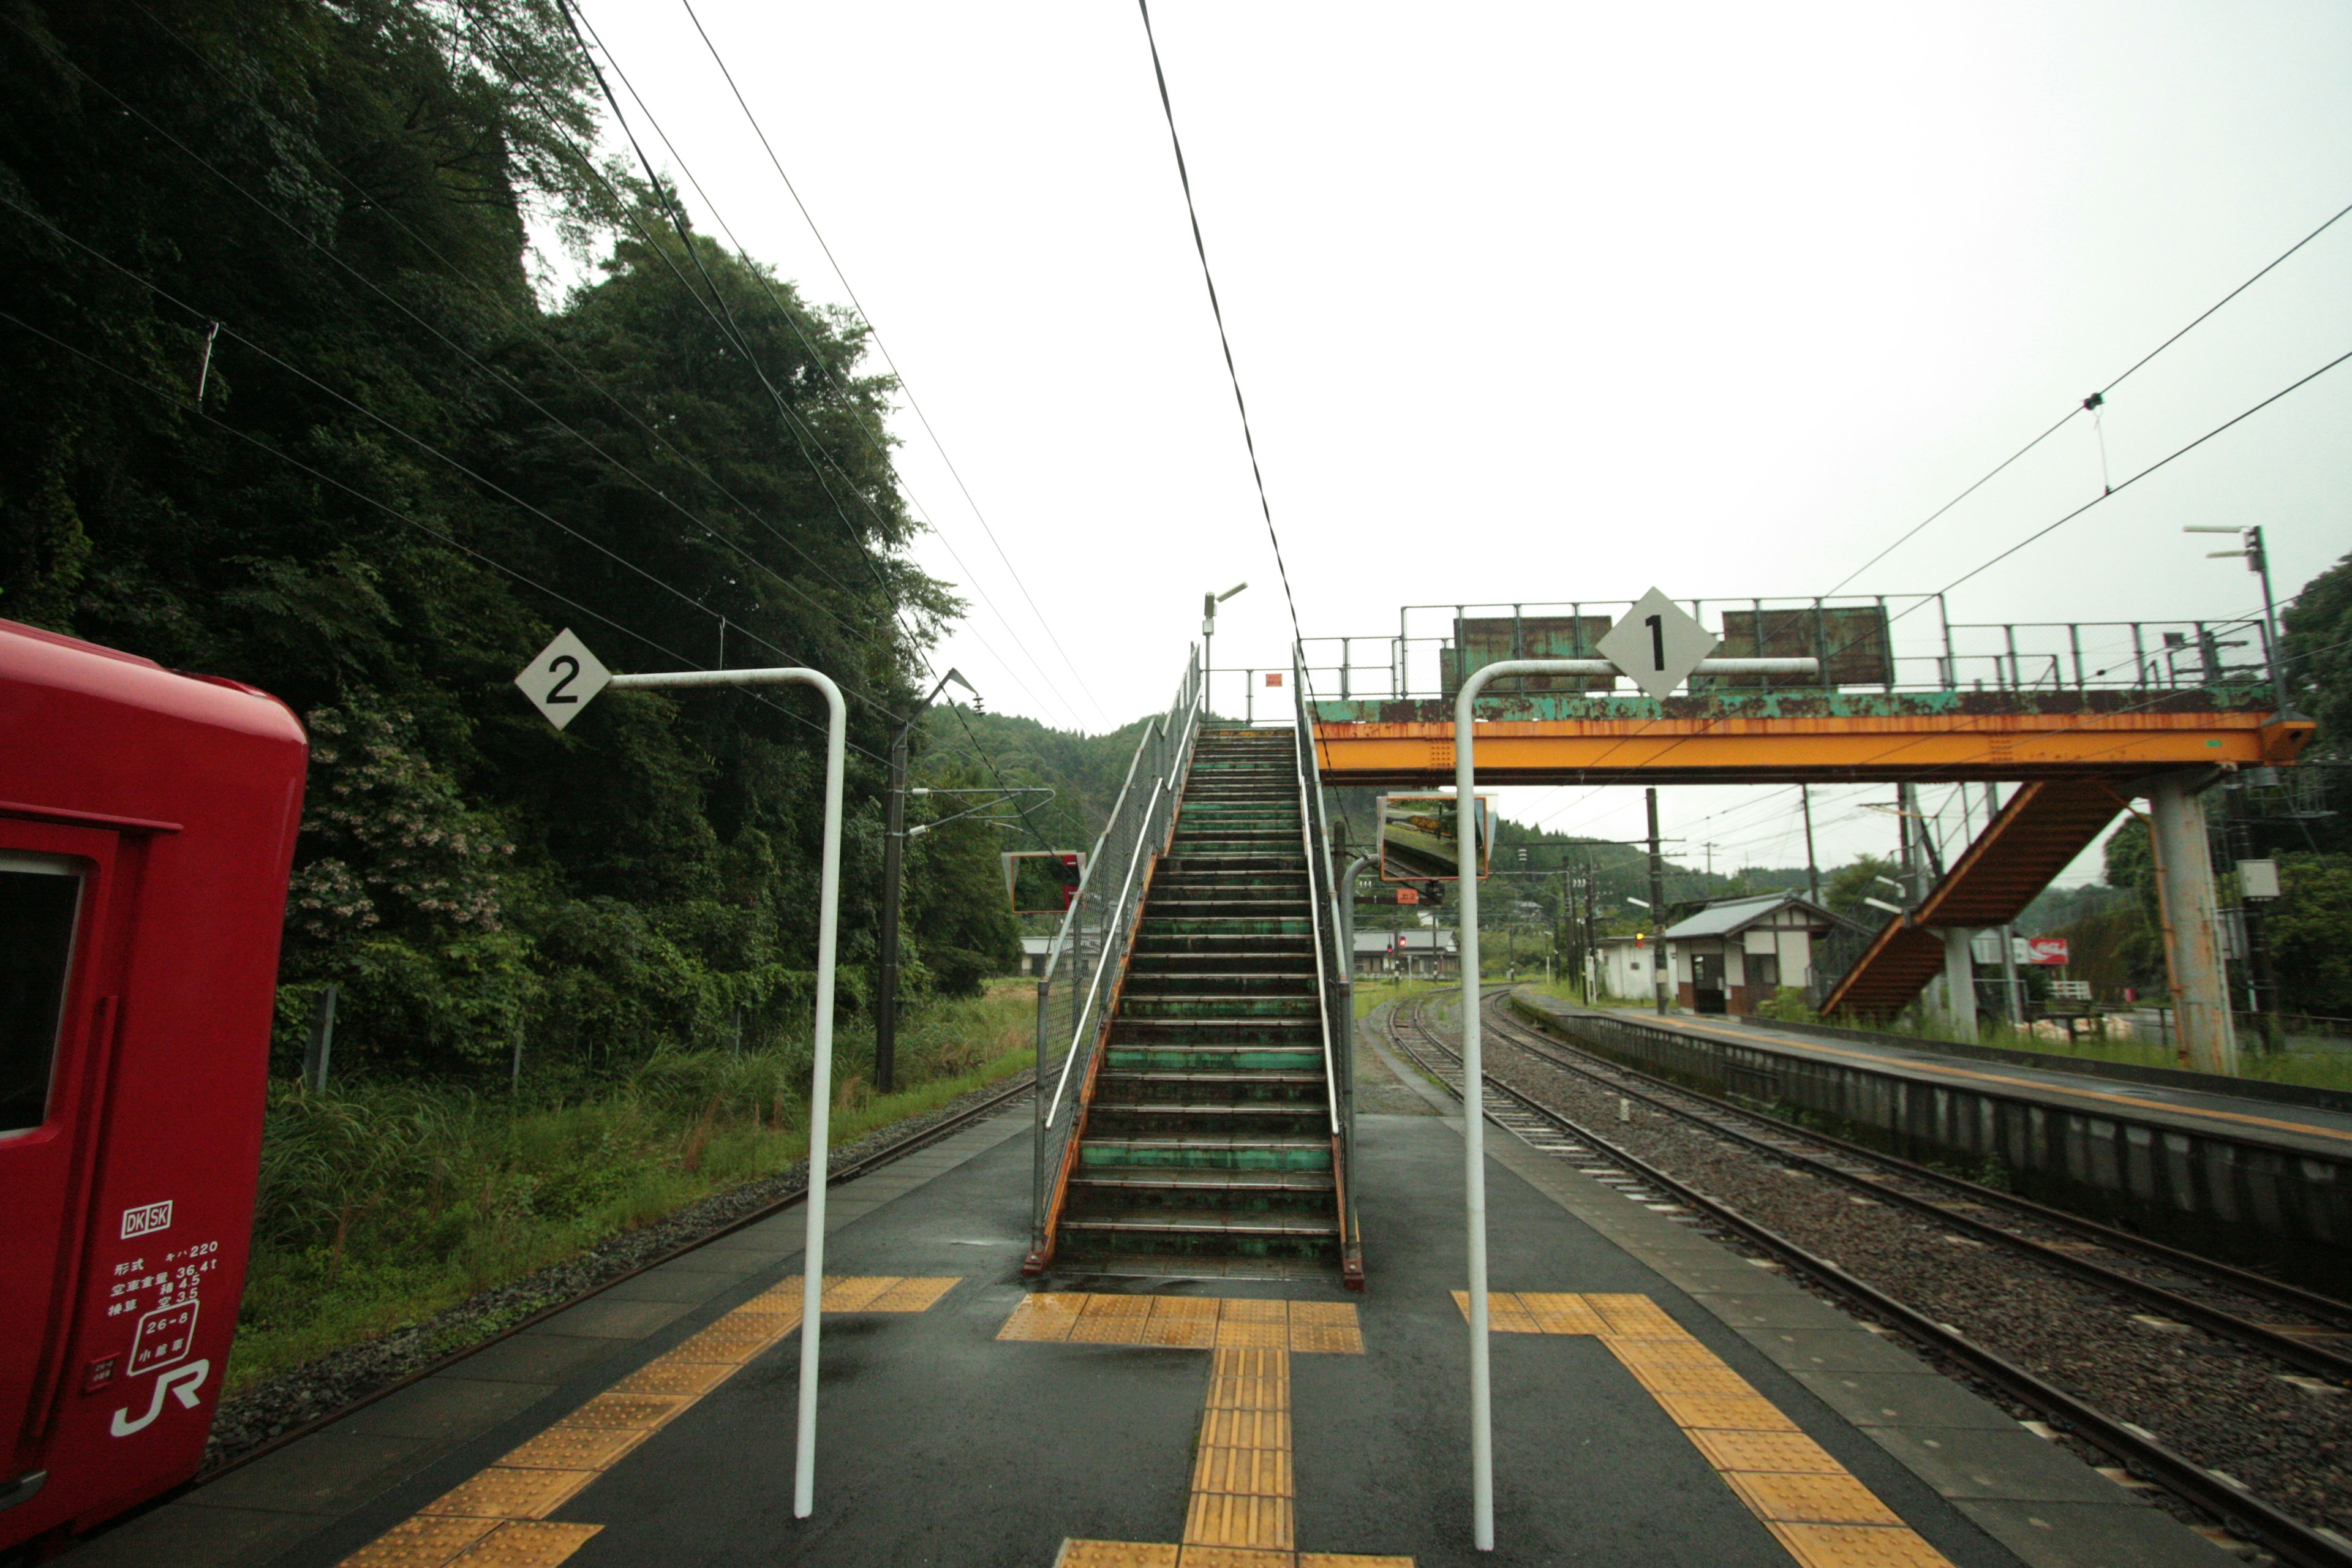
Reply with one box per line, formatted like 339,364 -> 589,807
1,821 -> 117,1479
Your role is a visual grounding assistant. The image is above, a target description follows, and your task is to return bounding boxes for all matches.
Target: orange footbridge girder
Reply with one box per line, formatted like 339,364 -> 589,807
1308,699 -> 2312,788
1311,692 -> 2312,1021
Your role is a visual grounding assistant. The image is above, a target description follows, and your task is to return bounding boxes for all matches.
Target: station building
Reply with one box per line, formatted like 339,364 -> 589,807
1657,891 -> 1842,1014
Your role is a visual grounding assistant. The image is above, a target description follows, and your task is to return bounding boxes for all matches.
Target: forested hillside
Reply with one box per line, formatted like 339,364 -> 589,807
0,0 -> 1023,1077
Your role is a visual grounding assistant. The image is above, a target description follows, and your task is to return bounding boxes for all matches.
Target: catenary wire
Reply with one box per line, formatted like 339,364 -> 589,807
0,306 -> 883,763
1825,196 -> 2352,595
560,2 -> 1102,729
671,0 -> 1117,728
1134,0 -> 1308,654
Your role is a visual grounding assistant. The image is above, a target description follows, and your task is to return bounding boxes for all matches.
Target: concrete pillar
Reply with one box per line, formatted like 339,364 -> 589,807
2148,775 -> 2237,1076
1941,929 -> 1978,1039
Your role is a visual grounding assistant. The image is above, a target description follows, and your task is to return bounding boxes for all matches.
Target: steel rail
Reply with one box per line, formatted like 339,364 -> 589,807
1483,998 -> 2352,1383
1381,992 -> 2352,1568
189,1074 -> 1036,1488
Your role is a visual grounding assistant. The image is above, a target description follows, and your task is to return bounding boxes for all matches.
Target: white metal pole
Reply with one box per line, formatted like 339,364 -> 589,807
608,666 -> 844,1518
1453,669 -> 1494,1554
1447,655 -> 1799,1550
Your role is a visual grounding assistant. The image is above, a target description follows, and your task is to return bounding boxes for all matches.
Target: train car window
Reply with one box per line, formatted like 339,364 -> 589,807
0,851 -> 82,1136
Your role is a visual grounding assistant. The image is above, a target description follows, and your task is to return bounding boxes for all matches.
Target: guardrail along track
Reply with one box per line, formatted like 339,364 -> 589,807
1377,989 -> 2352,1568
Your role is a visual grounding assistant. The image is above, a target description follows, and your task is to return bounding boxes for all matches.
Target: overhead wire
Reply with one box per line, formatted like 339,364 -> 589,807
1134,0 -> 1308,655
2,15 -> 920,722
0,305 -> 883,763
559,1 -> 1103,733
0,194 -> 938,750
1825,195 -> 2352,595
672,0 -> 1117,729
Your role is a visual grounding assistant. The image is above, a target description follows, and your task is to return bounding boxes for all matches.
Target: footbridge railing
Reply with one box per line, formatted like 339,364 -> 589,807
1292,640 -> 1363,1286
1027,649 -> 1204,1270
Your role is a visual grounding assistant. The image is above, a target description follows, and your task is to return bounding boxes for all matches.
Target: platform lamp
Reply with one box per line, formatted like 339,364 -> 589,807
1202,581 -> 1247,715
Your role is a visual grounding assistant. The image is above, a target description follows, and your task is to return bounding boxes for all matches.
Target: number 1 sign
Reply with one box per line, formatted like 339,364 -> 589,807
513,629 -> 612,731
1597,589 -> 1720,700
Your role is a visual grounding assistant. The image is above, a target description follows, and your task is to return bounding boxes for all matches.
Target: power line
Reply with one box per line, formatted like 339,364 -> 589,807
1,15 -> 914,718
1134,0 -> 1306,652
0,305 -> 884,765
1826,195 -> 2352,595
560,2 -> 1105,732
673,0 -> 1116,729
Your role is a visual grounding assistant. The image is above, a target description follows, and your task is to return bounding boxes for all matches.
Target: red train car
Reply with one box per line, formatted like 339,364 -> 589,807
1,618 -> 305,1551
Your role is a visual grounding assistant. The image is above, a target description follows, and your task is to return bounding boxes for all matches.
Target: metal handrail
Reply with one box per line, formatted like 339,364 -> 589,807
1292,638 -> 1361,1285
1027,647 -> 1204,1268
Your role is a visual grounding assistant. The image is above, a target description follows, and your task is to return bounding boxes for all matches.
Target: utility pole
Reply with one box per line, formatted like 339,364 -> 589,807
876,668 -> 976,1094
1985,782 -> 2024,1028
1801,785 -> 1821,905
2223,777 -> 2283,1050
1647,788 -> 1668,1016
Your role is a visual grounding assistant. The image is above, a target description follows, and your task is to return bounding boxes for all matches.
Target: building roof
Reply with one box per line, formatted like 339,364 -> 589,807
1659,891 -> 1838,942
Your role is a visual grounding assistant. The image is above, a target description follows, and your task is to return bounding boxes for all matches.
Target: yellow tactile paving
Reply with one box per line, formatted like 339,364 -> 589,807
1472,1289 -> 1955,1567
335,1275 -> 960,1568
1184,1490 -> 1295,1551
1764,1521 -> 1959,1568
442,1523 -> 604,1568
818,1275 -> 899,1311
1685,1429 -> 1846,1474
1055,1543 -> 1182,1568
333,1517 -> 500,1568
496,1427 -> 647,1472
866,1275 -> 963,1313
998,1294 -> 1365,1355
1586,1293 -> 1684,1338
1000,1292 -> 1090,1341
1214,1298 -> 1291,1350
607,1357 -> 735,1397
1725,1471 -> 1907,1526
1043,1296 -> 1397,1566
1145,1295 -> 1224,1348
1286,1300 -> 1365,1355
1516,1292 -> 1607,1336
1652,1393 -> 1804,1432
418,1468 -> 600,1521
1178,1546 -> 1295,1567
1447,1290 -> 1541,1333
1193,1442 -> 1295,1499
1072,1294 -> 1157,1343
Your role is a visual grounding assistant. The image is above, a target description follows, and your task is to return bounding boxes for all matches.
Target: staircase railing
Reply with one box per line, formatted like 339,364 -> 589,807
1026,647 -> 1204,1271
1293,640 -> 1364,1286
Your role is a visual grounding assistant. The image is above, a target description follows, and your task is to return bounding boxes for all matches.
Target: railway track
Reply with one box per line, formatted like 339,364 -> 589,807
1487,996 -> 2352,1381
198,1073 -> 1036,1483
1379,987 -> 2352,1568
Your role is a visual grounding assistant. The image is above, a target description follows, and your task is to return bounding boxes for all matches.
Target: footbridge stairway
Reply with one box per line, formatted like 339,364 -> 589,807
1820,778 -> 2127,1019
1035,727 -> 1358,1282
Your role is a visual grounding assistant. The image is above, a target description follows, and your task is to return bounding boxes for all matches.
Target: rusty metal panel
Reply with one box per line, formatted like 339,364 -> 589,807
1444,614 -> 1615,695
1711,606 -> 1893,688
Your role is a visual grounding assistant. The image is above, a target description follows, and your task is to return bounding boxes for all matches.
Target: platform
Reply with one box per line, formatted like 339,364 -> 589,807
1521,995 -> 2352,1164
69,1061 -> 2226,1568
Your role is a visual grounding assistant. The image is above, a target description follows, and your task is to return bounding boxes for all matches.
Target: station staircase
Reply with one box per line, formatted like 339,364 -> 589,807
1051,728 -> 1344,1276
1820,778 -> 2126,1019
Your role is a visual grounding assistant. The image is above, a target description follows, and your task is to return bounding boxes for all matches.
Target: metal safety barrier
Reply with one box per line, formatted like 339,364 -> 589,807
1027,649 -> 1205,1267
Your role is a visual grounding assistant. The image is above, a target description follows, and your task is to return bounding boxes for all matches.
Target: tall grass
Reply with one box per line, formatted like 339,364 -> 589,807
231,982 -> 1036,1392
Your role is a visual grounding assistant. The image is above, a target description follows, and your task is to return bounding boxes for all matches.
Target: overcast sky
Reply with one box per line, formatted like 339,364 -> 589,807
563,1 -> 2350,883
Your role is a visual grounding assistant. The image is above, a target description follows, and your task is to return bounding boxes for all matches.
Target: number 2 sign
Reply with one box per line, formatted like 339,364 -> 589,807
514,629 -> 612,731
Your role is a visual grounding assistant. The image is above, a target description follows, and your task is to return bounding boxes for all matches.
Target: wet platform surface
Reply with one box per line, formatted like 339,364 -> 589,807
72,1054 -> 2229,1568
1518,992 -> 2352,1163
